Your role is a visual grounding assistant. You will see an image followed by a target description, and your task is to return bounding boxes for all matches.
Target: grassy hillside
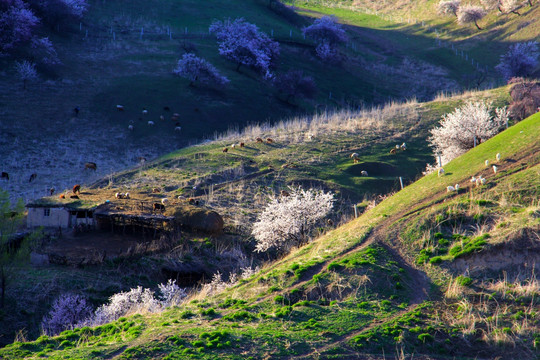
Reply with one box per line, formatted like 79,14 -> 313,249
1,107 -> 538,359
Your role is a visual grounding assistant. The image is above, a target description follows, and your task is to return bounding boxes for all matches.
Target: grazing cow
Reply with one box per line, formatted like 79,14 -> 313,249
128,125 -> 134,131
70,195 -> 79,199
85,162 -> 97,171
148,121 -> 155,126
1,172 -> 9,180
29,173 -> 37,182
240,142 -> 245,147
163,106 -> 170,111
73,106 -> 80,116
73,184 -> 81,194
175,126 -> 182,132
116,105 -> 124,111
142,108 -> 148,115
280,190 -> 290,197
390,148 -> 397,154
153,203 -> 165,213
266,138 -> 274,143
223,147 -> 228,153
160,115 -> 165,121
59,194 -> 65,199
361,170 -> 368,177
172,113 -> 180,121
152,187 -> 161,193
49,188 -> 55,196
256,137 -> 263,143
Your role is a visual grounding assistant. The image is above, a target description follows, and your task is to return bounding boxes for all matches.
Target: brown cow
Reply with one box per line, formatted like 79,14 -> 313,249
266,138 -> 274,143
153,203 -> 165,213
59,194 -> 65,199
223,148 -> 228,153
256,137 -> 263,143
73,184 -> 81,194
240,142 -> 245,147
390,148 -> 397,154
85,162 -> 97,171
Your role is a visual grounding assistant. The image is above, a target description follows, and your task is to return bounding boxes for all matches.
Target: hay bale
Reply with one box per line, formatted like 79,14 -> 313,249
173,205 -> 224,234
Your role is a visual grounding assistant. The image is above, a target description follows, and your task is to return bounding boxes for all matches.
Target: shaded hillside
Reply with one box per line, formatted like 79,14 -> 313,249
1,109 -> 537,359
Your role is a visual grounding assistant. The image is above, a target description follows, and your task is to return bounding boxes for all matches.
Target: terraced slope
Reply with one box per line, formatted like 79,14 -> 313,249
1,110 -> 537,360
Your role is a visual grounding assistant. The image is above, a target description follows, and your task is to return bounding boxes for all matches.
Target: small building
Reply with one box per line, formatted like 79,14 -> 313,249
26,198 -> 103,229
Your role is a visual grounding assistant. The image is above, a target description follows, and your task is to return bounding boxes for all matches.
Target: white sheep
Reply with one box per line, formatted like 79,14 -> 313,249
161,198 -> 169,205
128,125 -> 134,131
481,177 -> 486,185
307,133 -> 315,140
455,184 -> 460,191
470,176 -> 476,183
124,192 -> 130,199
395,144 -> 400,149
178,195 -> 185,200
492,165 -> 497,174
115,192 -> 121,199
174,126 -> 181,132
148,121 -> 154,126
160,115 -> 165,121
485,160 -> 489,166
447,185 -> 455,192
231,144 -> 237,149
116,104 -> 124,111
496,153 -> 501,161
361,170 -> 368,177
437,168 -> 445,177
142,108 -> 148,115
400,142 -> 406,150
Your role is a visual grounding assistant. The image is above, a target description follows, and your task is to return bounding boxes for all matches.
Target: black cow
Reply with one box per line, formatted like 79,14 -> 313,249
1,172 -> 8,180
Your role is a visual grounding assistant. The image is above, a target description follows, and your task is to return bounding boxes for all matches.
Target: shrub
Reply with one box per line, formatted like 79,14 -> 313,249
273,69 -> 317,104
456,276 -> 473,287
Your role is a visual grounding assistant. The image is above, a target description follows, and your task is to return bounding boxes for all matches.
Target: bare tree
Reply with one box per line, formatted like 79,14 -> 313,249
273,69 -> 317,104
437,0 -> 461,16
173,53 -> 229,87
14,60 -> 38,89
457,5 -> 487,30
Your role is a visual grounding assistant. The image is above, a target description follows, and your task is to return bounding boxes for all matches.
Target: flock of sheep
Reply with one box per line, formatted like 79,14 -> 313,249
116,105 -> 182,133
439,152 -> 502,193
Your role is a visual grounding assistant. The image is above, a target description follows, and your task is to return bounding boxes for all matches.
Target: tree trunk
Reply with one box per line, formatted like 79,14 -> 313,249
474,21 -> 482,30
1,267 -> 5,309
236,63 -> 242,72
510,10 -> 521,16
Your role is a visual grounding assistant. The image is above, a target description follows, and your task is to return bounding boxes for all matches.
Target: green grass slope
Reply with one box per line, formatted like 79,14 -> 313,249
2,110 -> 537,359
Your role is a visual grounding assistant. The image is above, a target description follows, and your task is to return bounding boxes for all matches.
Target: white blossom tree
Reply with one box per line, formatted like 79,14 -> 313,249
0,3 -> 40,54
303,15 -> 347,62
428,101 -> 508,165
15,60 -> 38,89
41,293 -> 93,335
500,0 -> 524,14
252,186 -> 334,253
437,0 -> 461,16
457,5 -> 487,30
173,53 -> 229,87
209,18 -> 279,75
496,41 -> 539,79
